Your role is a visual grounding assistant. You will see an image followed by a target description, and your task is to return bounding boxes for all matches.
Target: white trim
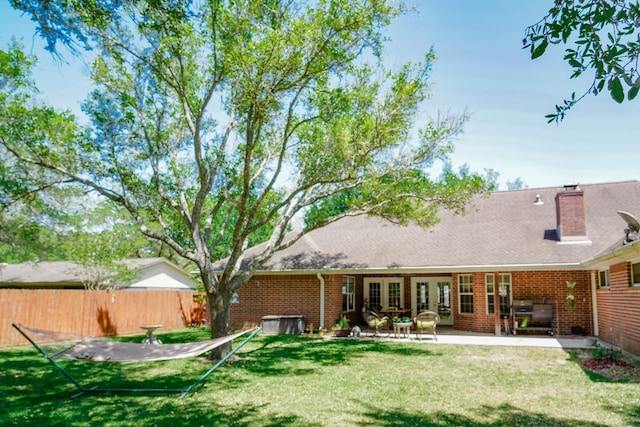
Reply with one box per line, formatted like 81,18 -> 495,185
582,239 -> 640,269
247,262 -> 586,276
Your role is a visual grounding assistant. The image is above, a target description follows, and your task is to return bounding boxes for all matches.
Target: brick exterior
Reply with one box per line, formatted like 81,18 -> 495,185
555,189 -> 587,239
596,261 -> 640,355
451,271 -> 593,335
229,270 -> 595,337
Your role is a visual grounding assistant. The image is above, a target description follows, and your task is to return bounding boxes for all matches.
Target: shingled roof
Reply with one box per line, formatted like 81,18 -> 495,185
0,257 -> 195,288
241,180 -> 640,273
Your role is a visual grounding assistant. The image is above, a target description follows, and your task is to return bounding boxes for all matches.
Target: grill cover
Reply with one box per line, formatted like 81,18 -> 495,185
532,304 -> 552,322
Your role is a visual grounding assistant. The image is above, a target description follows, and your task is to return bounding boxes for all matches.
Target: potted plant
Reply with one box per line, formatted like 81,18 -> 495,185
331,316 -> 352,337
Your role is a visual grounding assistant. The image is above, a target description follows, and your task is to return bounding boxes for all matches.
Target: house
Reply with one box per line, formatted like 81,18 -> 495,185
0,257 -> 198,290
226,181 -> 640,355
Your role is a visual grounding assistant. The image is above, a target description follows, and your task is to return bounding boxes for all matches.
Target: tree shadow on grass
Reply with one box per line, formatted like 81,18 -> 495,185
238,335 -> 443,377
3,336 -> 639,427
357,401 -> 610,427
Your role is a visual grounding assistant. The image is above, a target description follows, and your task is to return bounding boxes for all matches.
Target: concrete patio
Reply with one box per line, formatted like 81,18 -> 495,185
352,326 -> 599,350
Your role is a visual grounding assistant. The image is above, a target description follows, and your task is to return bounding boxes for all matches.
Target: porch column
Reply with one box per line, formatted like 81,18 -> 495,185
494,272 -> 502,336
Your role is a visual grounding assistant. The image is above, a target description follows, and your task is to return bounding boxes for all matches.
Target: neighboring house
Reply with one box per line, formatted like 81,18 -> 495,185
0,257 -> 198,290
225,181 -> 640,355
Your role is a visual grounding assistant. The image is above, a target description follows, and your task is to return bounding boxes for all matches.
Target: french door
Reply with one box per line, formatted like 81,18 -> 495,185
410,277 -> 453,325
363,277 -> 405,310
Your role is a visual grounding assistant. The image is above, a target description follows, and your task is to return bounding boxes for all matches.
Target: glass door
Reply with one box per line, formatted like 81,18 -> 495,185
411,277 -> 453,325
364,278 -> 405,310
436,280 -> 453,325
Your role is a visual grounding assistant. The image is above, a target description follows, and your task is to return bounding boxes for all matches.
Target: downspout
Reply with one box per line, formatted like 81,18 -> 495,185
590,270 -> 599,336
317,273 -> 325,329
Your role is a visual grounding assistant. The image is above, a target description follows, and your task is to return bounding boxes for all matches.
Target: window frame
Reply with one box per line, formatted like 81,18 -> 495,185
458,274 -> 474,314
598,269 -> 610,288
485,274 -> 495,315
631,262 -> 640,287
342,276 -> 356,312
486,273 -> 512,315
497,273 -> 512,315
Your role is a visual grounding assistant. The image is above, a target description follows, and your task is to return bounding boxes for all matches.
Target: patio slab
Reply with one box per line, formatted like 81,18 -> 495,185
353,327 -> 598,350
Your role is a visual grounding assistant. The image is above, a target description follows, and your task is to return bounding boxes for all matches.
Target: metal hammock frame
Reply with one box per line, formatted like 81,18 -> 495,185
12,323 -> 261,399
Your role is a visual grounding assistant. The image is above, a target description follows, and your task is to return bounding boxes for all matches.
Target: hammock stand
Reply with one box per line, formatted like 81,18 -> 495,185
12,323 -> 261,399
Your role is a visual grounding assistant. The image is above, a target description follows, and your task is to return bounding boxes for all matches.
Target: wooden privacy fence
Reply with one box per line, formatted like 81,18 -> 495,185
0,289 -> 206,347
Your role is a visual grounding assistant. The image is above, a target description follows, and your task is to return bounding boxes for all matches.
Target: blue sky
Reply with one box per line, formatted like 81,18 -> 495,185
1,1 -> 638,190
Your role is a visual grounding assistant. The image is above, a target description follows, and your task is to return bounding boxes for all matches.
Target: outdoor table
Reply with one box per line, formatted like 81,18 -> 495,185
140,324 -> 163,344
380,308 -> 411,318
393,322 -> 411,338
380,309 -> 411,330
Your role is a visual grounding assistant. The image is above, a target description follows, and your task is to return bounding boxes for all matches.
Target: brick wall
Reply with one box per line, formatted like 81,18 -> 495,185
451,270 -> 592,335
229,274 -> 325,330
230,269 -> 597,337
596,261 -> 640,355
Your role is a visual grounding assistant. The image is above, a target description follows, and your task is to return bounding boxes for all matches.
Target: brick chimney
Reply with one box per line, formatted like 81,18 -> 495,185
555,183 -> 589,242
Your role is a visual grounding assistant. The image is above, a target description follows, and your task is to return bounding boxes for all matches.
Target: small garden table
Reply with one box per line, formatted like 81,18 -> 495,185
393,322 -> 411,338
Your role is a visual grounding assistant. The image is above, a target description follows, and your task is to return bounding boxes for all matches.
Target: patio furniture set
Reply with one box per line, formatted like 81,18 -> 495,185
362,310 -> 440,341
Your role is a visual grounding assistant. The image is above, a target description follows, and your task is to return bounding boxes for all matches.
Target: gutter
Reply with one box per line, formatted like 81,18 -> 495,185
317,273 -> 325,329
248,263 -> 585,276
590,270 -> 599,336
581,239 -> 640,269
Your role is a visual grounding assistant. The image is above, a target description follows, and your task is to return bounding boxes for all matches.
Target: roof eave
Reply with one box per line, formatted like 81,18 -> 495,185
582,239 -> 640,270
247,262 -> 585,276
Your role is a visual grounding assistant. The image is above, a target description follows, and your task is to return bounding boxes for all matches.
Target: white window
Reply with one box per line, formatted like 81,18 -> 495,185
458,274 -> 473,314
599,269 -> 610,288
342,276 -> 355,312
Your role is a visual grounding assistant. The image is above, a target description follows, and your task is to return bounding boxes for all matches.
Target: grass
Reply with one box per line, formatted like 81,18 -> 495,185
1,328 -> 639,427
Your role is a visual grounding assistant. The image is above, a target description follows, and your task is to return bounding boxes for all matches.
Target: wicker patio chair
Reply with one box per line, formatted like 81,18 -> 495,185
413,311 -> 440,341
362,310 -> 389,337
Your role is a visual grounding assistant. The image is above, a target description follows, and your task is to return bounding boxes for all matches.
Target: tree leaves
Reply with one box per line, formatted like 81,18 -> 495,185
530,38 -> 548,59
524,0 -> 640,122
608,76 -> 624,103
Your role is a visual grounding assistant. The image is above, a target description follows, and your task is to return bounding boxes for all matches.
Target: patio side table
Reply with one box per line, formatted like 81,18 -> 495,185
393,322 -> 411,338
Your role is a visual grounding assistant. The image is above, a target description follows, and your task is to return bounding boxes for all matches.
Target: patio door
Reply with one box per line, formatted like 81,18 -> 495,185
411,277 -> 453,325
363,278 -> 405,310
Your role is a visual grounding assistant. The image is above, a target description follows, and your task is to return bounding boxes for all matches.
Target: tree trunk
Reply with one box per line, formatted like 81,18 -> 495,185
207,290 -> 232,361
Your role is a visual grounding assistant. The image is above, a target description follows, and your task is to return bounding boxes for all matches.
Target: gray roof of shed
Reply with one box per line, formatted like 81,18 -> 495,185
246,181 -> 640,273
0,257 -> 185,285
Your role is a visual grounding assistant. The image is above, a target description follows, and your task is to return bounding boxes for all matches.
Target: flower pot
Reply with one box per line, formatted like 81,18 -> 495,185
333,328 -> 351,337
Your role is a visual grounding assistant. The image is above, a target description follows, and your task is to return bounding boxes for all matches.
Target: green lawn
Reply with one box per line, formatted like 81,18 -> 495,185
1,328 -> 638,427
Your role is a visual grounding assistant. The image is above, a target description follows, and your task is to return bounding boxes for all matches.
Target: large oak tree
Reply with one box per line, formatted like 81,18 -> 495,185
2,0 -> 492,358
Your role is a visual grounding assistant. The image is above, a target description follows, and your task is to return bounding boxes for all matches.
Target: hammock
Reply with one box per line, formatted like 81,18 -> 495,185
12,323 -> 261,399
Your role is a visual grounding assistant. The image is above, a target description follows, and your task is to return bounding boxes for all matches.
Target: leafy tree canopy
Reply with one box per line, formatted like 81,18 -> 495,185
3,1 -> 494,348
524,0 -> 640,122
